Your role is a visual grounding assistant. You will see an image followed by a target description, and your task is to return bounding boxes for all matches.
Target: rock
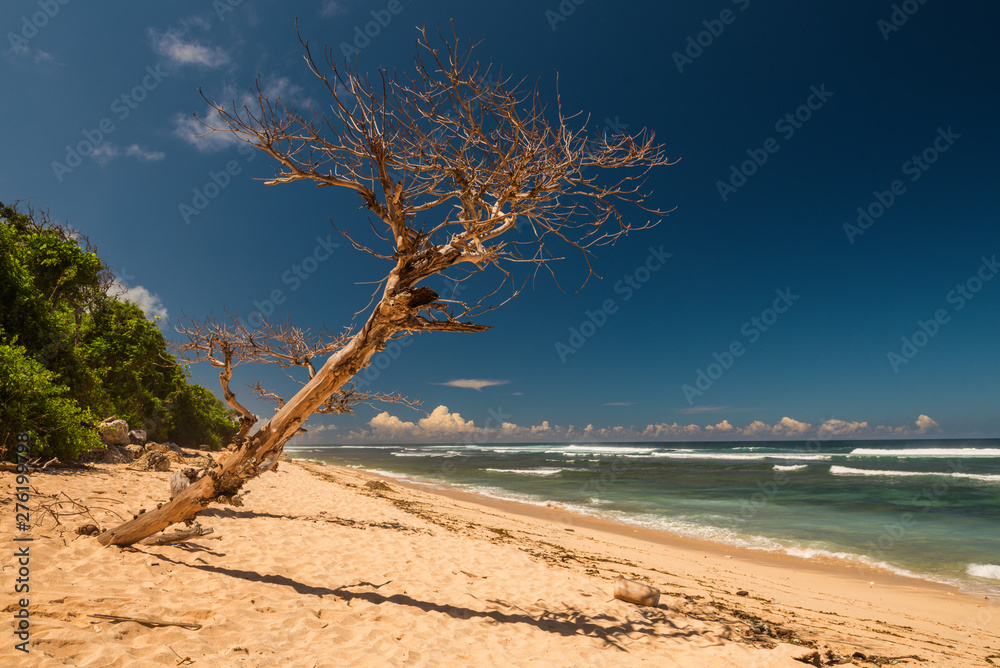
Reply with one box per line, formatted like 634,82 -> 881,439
76,524 -> 99,536
145,442 -> 169,453
81,443 -> 128,464
123,444 -> 145,460
187,455 -> 215,469
736,590 -> 749,596
166,451 -> 186,464
128,429 -> 147,445
161,441 -> 184,453
128,451 -> 171,472
98,418 -> 130,446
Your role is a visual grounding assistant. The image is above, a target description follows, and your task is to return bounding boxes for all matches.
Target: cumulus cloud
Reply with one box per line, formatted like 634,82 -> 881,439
148,28 -> 230,68
112,283 -> 168,324
338,409 -> 944,444
705,419 -> 734,433
818,419 -> 870,437
915,414 -> 940,433
437,379 -> 509,391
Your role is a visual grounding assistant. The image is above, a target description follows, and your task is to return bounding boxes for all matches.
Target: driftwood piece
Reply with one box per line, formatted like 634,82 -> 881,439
137,523 -> 215,546
90,614 -> 202,630
613,576 -> 661,607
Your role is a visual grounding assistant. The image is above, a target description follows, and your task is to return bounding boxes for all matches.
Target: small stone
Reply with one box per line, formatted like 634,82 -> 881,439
736,590 -> 749,596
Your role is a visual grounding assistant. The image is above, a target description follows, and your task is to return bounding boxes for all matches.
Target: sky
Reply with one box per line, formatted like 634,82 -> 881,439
3,0 -> 999,444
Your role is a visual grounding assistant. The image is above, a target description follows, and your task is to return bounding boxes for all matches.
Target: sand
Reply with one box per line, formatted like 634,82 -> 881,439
2,455 -> 999,667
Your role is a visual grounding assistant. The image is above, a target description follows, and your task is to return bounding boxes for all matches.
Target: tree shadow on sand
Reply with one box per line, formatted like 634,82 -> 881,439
149,555 -> 727,652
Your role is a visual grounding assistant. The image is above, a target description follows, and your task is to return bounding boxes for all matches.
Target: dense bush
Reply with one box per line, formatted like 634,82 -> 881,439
0,202 -> 236,460
0,342 -> 101,460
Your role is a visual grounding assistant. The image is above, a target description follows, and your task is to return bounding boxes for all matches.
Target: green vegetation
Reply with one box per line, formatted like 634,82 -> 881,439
0,202 -> 236,461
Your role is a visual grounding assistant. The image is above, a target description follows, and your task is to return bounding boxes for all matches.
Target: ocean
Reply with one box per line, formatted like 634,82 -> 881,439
287,438 -> 1000,594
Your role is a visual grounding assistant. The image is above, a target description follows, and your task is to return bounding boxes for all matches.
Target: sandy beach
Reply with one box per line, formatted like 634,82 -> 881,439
3,455 -> 999,667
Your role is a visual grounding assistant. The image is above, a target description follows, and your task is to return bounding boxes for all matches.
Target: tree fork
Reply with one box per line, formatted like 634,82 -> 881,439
97,283 -> 482,546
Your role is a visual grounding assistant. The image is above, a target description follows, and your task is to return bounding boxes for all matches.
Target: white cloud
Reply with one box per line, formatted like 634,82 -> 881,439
705,419 -> 734,433
174,77 -> 308,152
774,416 -> 812,436
818,419 -> 870,437
333,408 -> 945,444
110,282 -> 168,324
915,414 -> 940,433
89,143 -> 165,165
148,28 -> 230,68
320,1 -> 349,17
91,143 -> 118,165
125,144 -> 166,161
437,379 -> 509,391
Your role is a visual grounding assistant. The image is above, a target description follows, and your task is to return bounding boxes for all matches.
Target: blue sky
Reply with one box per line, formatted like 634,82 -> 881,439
3,0 -> 998,443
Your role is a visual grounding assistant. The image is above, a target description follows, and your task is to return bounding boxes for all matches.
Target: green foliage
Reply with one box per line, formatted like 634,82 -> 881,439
0,202 -> 236,460
0,342 -> 101,460
166,384 -> 239,450
78,298 -> 185,439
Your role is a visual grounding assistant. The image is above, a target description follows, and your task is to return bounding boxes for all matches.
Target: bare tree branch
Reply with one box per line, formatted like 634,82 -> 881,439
98,24 -> 674,547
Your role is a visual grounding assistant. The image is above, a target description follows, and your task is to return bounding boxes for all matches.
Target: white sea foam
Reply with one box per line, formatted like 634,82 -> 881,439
967,563 -> 1000,580
831,466 -> 1000,482
391,450 -> 462,458
953,473 -> 1000,482
849,447 -> 1000,458
773,464 -> 808,471
646,452 -> 831,461
500,469 -> 559,475
830,466 -> 926,477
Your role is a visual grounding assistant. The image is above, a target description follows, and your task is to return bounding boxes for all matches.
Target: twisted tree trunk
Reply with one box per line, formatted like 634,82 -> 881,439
97,274 -> 480,547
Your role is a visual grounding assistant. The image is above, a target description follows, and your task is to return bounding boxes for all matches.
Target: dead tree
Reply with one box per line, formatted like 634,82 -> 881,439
97,25 -> 675,547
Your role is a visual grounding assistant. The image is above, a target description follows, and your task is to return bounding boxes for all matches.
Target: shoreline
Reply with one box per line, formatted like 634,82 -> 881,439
308,458 -> 998,598
295,461 -> 1000,664
5,457 -> 999,666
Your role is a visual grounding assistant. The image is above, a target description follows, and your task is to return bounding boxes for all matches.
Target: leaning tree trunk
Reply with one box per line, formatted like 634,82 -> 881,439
97,275 -> 458,546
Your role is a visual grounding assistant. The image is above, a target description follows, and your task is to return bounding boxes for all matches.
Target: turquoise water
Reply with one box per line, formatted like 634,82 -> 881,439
288,439 -> 1000,594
